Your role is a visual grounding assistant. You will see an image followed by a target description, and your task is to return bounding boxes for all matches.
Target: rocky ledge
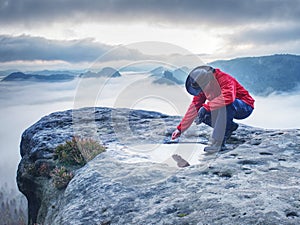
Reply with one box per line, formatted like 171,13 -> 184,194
17,107 -> 300,225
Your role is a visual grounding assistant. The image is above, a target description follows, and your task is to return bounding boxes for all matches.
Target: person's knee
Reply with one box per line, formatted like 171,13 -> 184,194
231,99 -> 253,120
202,113 -> 212,127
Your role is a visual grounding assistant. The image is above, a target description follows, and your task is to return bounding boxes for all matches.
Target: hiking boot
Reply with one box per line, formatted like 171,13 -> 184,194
204,138 -> 225,154
225,122 -> 239,140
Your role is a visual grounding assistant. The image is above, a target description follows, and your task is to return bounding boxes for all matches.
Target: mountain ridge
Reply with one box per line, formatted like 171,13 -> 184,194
2,54 -> 300,95
209,54 -> 300,95
2,72 -> 74,82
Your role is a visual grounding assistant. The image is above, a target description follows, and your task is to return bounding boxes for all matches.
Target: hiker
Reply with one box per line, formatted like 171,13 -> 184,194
171,65 -> 255,153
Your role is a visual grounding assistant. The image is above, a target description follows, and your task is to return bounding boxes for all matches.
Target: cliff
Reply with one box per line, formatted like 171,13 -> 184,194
17,107 -> 300,224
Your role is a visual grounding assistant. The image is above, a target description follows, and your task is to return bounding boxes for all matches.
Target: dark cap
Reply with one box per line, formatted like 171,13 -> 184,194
185,66 -> 215,96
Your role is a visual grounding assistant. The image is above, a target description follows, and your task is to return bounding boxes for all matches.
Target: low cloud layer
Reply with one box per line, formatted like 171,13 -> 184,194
0,35 -> 206,70
0,35 -> 153,64
0,35 -> 111,62
1,72 -> 300,189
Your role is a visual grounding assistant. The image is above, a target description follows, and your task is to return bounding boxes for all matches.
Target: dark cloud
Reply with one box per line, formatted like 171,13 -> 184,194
220,23 -> 300,58
0,35 -> 148,62
1,1 -> 300,62
0,0 -> 299,27
0,35 -> 111,62
225,24 -> 300,45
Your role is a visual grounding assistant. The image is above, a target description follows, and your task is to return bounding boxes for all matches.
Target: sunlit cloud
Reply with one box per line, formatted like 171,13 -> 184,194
0,0 -> 299,64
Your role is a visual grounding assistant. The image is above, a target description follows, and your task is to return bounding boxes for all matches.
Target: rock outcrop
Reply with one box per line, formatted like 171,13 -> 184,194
153,70 -> 183,85
79,67 -> 121,78
17,107 -> 300,224
151,66 -> 187,85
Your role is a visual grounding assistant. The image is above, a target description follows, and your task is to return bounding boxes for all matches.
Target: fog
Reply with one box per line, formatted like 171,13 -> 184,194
243,92 -> 300,129
1,73 -> 300,192
0,80 -> 77,188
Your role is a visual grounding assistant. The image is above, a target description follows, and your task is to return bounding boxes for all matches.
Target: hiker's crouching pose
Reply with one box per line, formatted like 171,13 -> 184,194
172,66 -> 255,153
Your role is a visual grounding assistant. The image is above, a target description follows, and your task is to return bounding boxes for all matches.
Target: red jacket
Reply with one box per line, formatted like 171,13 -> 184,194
177,69 -> 255,132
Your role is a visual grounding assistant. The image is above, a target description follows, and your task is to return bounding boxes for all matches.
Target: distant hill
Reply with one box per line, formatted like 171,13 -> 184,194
2,72 -> 74,82
210,54 -> 300,95
79,67 -> 121,78
29,70 -> 79,76
153,70 -> 182,85
172,67 -> 189,83
151,67 -> 188,85
0,70 -> 21,77
150,66 -> 170,77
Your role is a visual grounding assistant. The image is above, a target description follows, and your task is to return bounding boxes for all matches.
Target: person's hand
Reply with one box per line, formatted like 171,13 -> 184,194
194,107 -> 207,125
171,129 -> 181,140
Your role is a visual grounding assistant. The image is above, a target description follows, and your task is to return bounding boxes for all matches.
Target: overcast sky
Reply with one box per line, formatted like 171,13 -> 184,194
0,0 -> 300,70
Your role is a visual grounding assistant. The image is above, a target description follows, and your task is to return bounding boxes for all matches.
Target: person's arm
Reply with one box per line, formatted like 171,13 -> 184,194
177,93 -> 206,133
203,75 -> 236,111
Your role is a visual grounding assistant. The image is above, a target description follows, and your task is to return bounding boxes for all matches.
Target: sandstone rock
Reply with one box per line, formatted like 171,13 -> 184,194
17,107 -> 300,224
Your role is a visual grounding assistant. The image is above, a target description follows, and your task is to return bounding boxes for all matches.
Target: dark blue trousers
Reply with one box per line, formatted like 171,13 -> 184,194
202,99 -> 253,142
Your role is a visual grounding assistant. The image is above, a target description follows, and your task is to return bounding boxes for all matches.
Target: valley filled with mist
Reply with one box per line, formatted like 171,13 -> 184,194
1,54 -> 299,223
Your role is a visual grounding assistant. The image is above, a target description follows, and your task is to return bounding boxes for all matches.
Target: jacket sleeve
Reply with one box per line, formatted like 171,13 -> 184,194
203,75 -> 236,111
177,93 -> 206,132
